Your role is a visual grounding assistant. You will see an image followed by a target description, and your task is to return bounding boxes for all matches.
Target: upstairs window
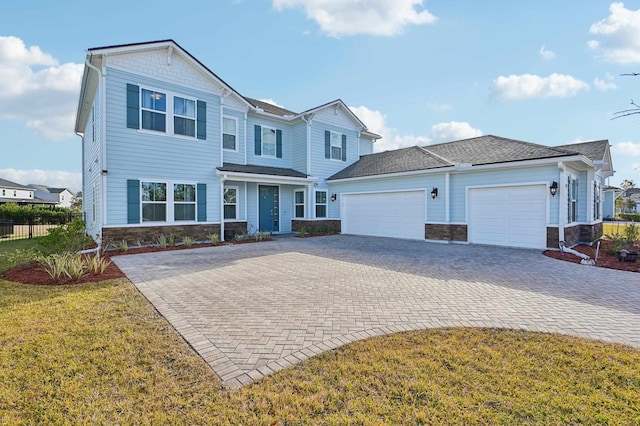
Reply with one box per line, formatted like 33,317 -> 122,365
127,84 -> 206,140
325,130 -> 346,161
141,89 -> 167,132
173,97 -> 196,137
262,127 -> 277,157
330,131 -> 342,160
223,117 -> 237,150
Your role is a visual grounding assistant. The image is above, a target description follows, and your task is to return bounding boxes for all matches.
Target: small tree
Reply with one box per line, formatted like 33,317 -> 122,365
70,191 -> 82,212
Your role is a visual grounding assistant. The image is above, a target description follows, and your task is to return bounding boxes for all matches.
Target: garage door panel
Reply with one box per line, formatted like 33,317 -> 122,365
342,191 -> 425,240
469,185 -> 546,249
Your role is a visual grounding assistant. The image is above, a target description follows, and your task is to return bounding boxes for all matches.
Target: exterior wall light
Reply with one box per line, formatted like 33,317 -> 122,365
331,193 -> 337,202
431,187 -> 438,199
550,181 -> 558,196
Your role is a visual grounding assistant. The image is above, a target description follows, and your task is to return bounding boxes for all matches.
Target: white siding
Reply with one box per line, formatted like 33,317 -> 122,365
245,116 -> 294,169
313,105 -> 360,129
309,123 -> 359,180
221,108 -> 246,165
83,89 -> 103,239
359,138 -> 374,156
291,121 -> 307,174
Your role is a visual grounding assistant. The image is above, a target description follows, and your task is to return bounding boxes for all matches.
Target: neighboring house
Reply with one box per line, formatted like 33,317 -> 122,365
28,185 -> 74,208
0,178 -> 56,206
74,40 -> 613,250
621,188 -> 640,213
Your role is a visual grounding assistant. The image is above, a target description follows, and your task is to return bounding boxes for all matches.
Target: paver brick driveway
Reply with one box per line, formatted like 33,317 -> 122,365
113,235 -> 640,388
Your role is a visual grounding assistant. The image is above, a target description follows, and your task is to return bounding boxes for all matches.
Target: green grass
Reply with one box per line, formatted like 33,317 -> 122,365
0,238 -> 42,273
1,277 -> 638,424
603,222 -> 635,237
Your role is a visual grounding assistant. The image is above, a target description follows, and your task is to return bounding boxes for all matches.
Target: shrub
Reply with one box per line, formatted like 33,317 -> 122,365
325,223 -> 335,235
298,228 -> 307,238
309,225 -> 319,235
619,213 -> 640,222
86,255 -> 112,275
37,220 -> 93,255
182,236 -> 194,247
156,234 -> 169,249
1,248 -> 42,268
207,233 -> 220,245
38,252 -> 87,281
113,240 -> 129,252
253,231 -> 270,242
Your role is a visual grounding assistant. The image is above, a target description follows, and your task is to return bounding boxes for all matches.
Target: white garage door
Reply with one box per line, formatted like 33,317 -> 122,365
342,191 -> 425,240
468,185 -> 546,249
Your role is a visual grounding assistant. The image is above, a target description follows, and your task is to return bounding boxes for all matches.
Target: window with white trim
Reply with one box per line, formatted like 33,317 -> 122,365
141,89 -> 167,132
568,177 -> 578,223
224,187 -> 238,220
294,190 -> 305,218
315,191 -> 327,218
223,116 -> 237,150
91,107 -> 97,143
141,182 -> 167,222
330,131 -> 342,160
262,127 -> 277,157
174,183 -> 196,221
173,97 -> 196,137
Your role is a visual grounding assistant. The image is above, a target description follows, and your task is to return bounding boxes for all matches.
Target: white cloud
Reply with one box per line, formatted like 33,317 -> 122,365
613,141 -> 640,156
0,36 -> 82,140
273,0 -> 436,37
539,45 -> 556,60
594,76 -> 618,91
349,106 -> 482,151
0,168 -> 82,192
491,73 -> 589,101
588,2 -> 640,64
429,121 -> 483,143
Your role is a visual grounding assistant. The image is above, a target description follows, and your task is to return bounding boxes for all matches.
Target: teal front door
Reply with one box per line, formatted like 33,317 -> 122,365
259,185 -> 279,232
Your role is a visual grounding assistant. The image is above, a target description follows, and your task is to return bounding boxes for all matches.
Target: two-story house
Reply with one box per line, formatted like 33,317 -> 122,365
28,185 -> 74,208
75,40 -> 613,250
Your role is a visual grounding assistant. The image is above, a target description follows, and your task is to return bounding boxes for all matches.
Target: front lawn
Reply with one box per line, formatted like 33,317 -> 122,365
1,278 -> 638,424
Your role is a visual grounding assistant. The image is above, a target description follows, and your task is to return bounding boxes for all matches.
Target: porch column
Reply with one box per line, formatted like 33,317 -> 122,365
308,184 -> 314,219
558,162 -> 566,245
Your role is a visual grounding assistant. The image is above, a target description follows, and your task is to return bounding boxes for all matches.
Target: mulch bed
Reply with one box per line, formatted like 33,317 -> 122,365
2,239 -> 272,286
543,239 -> 640,273
5,237 -> 636,286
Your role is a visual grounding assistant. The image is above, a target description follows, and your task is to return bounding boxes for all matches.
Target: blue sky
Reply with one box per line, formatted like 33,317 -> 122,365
2,1 -> 640,192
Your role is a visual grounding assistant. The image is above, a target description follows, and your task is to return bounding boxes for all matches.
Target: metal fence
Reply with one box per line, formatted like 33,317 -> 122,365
0,210 -> 82,242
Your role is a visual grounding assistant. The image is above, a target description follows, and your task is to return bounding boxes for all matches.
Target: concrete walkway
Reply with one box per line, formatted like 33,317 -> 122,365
113,235 -> 640,388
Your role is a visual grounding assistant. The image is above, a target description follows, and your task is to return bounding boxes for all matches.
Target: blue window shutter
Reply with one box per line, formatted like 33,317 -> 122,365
126,84 -> 139,129
341,134 -> 347,161
197,101 -> 206,140
127,179 -> 140,224
276,129 -> 283,158
324,131 -> 330,159
197,183 -> 206,222
254,125 -> 262,155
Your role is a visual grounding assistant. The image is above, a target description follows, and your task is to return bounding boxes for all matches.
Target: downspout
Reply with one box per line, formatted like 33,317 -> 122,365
301,114 -> 313,219
85,57 -> 107,244
243,112 -> 248,165
445,172 -> 450,223
220,174 -> 227,242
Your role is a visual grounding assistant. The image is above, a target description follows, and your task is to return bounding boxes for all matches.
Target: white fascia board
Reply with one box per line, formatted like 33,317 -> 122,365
328,155 -> 592,184
93,41 -> 252,111
75,55 -> 100,134
216,170 -> 317,185
249,109 -> 299,124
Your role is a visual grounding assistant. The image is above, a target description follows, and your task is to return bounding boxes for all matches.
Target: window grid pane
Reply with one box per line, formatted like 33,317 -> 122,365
262,128 -> 276,156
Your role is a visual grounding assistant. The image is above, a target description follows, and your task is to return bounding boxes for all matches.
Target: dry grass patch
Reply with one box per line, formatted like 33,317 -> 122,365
1,278 -> 639,424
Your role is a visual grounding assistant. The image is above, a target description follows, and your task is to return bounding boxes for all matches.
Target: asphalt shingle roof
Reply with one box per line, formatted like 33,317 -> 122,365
328,135 -> 608,180
0,178 -> 31,190
244,97 -> 298,117
555,140 -> 609,162
218,163 -> 307,178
